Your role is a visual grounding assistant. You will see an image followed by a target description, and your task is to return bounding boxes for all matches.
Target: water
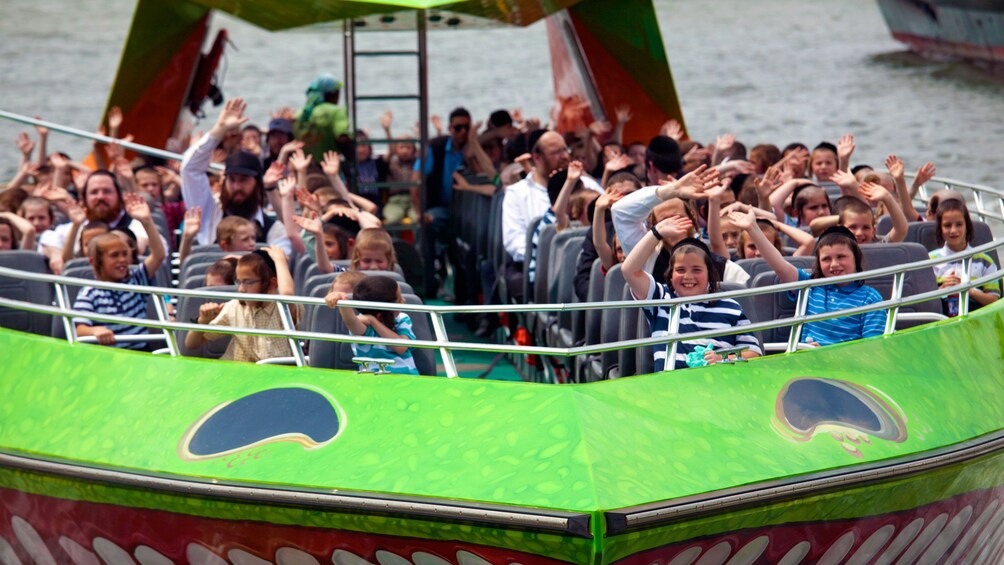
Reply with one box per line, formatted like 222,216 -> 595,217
1,0 -> 1003,187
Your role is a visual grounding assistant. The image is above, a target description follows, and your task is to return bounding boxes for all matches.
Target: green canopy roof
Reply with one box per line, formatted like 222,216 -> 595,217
188,0 -> 585,30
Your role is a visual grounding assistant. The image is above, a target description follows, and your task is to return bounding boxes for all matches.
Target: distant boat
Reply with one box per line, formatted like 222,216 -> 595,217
876,0 -> 1004,63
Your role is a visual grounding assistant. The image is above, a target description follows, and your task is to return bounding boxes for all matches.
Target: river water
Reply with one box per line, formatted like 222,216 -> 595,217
1,0 -> 1003,187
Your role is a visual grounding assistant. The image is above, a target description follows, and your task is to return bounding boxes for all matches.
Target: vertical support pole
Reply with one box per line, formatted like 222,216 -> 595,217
153,294 -> 179,356
664,305 -> 679,371
429,312 -> 459,378
417,10 -> 435,299
343,19 -> 358,194
54,283 -> 76,344
277,300 -> 306,367
959,256 -> 972,317
884,272 -> 904,335
787,288 -> 809,353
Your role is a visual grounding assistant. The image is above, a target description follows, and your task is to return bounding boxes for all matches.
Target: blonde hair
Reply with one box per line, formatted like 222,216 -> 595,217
331,270 -> 366,292
216,216 -> 257,246
351,228 -> 397,271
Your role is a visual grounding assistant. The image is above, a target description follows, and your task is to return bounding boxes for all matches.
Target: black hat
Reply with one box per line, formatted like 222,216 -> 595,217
646,135 -> 682,175
818,225 -> 856,242
224,151 -> 263,178
528,129 -> 547,154
671,237 -> 712,257
250,249 -> 276,278
489,110 -> 513,129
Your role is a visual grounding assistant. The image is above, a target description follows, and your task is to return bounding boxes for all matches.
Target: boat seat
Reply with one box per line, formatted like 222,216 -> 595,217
0,251 -> 54,335
538,229 -> 585,347
576,258 -> 606,381
293,253 -> 316,288
735,256 -> 815,280
63,257 -> 91,272
174,286 -> 235,359
309,293 -> 436,376
549,237 -> 586,353
903,220 -> 997,258
615,283 -> 643,378
589,264 -> 625,382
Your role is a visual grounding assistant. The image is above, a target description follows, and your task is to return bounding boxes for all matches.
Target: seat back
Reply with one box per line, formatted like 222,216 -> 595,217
531,222 -> 557,304
735,256 -> 815,281
583,258 -> 605,346
616,283 -> 643,378
0,251 -> 54,335
597,264 -> 626,380
860,242 -> 941,315
174,286 -> 236,359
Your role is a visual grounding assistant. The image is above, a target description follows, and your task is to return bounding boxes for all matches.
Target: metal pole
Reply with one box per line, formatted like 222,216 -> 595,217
417,10 -> 434,299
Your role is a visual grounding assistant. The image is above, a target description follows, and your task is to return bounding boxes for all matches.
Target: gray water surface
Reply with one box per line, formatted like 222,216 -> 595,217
1,0 -> 1001,186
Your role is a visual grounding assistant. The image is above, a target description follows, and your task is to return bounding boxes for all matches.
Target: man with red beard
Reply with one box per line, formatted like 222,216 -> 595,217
181,98 -> 291,255
51,170 -> 157,257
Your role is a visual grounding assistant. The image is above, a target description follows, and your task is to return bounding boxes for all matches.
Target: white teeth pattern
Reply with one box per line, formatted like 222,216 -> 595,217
0,537 -> 23,565
816,531 -> 854,565
134,545 -> 174,565
58,536 -> 100,565
918,505 -> 972,563
375,551 -> 411,565
693,541 -> 731,565
724,536 -> 769,565
93,536 -> 136,565
962,500 -> 1004,563
331,550 -> 374,565
275,548 -> 319,565
873,517 -> 925,565
945,499 -> 1000,563
410,553 -> 451,565
187,543 -> 229,565
897,512 -> 948,564
776,541 -> 810,565
229,549 -> 272,565
454,552 -> 491,565
846,524 -> 895,564
972,507 -> 1004,564
11,517 -> 55,565
667,546 -> 702,565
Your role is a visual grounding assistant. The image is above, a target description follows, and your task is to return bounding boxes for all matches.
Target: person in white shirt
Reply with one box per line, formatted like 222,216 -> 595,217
181,98 -> 291,256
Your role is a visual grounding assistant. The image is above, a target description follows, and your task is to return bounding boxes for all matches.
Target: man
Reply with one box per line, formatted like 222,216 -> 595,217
501,130 -> 601,302
181,98 -> 291,255
51,170 -> 155,257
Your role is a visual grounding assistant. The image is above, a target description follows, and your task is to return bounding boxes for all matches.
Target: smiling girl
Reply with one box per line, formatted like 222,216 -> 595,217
623,215 -> 761,371
929,199 -> 1000,316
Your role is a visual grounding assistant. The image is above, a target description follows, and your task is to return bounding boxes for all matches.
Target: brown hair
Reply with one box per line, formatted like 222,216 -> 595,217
86,233 -> 129,278
331,270 -> 366,293
236,251 -> 277,292
205,257 -> 238,286
352,274 -> 401,329
0,188 -> 29,214
0,217 -> 19,250
935,199 -> 974,247
749,144 -> 781,174
216,216 -> 257,246
351,228 -> 396,271
837,197 -> 875,226
18,196 -> 54,224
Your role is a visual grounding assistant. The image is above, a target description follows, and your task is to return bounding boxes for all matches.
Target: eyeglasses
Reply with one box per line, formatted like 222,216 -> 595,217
235,279 -> 262,288
451,123 -> 471,132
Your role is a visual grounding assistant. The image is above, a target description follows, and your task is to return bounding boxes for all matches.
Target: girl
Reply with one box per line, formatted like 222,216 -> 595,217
929,199 -> 1000,316
72,194 -> 165,349
351,228 -> 397,272
623,216 -> 762,372
0,213 -> 36,251
770,180 -> 831,229
327,275 -> 419,375
731,210 -> 886,346
185,247 -> 303,362
722,202 -> 815,258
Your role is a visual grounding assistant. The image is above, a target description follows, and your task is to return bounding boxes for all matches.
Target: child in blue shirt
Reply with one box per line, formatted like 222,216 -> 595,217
731,209 -> 885,346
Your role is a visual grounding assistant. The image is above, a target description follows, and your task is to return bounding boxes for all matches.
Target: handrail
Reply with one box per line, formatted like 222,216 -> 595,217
2,234 -> 1002,379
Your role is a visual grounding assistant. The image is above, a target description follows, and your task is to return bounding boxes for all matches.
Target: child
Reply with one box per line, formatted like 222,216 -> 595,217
929,199 -> 1000,316
326,274 -> 419,375
293,213 -> 350,275
809,183 -> 909,243
722,202 -> 815,258
623,218 -> 762,371
809,142 -> 838,183
770,181 -> 831,229
185,247 -> 303,362
325,270 -> 367,302
72,194 -> 165,349
351,228 -> 397,272
0,213 -> 36,251
732,211 -> 886,346
204,257 -> 238,287
18,197 -> 55,251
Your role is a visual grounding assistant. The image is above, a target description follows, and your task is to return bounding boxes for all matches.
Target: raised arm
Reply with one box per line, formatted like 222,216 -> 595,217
600,153 -> 632,189
293,213 -> 333,275
885,154 -> 913,219
553,161 -> 583,231
592,187 -> 625,270
277,178 -> 306,255
830,169 -> 861,199
772,219 -> 816,256
177,206 -> 202,266
0,212 -> 35,250
265,245 -> 295,299
703,181 -> 731,258
837,133 -> 855,172
124,193 -> 165,279
61,201 -> 87,263
622,215 -> 693,301
729,209 -> 799,283
860,181 -> 909,243
611,105 -> 632,145
910,161 -> 937,199
34,120 -> 48,168
769,178 -> 814,223
263,161 -> 286,216
464,120 -> 497,177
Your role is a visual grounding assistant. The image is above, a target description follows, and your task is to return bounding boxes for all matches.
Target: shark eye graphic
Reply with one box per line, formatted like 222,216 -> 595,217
179,387 -> 342,461
775,377 -> 907,457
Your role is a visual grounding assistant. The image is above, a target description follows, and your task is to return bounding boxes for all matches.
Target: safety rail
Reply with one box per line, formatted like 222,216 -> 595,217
1,235 -> 1002,380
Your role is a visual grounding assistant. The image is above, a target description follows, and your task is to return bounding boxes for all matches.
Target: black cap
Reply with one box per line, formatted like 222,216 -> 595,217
528,129 -> 547,154
646,135 -> 682,175
489,109 -> 513,129
818,225 -> 856,242
225,151 -> 263,178
250,249 -> 276,278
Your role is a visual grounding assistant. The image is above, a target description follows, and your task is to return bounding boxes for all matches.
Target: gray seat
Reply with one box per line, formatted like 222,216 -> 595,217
537,230 -> 585,345
175,286 -> 235,359
903,220 -> 996,260
309,293 -> 435,376
859,242 -> 941,318
615,283 -> 643,379
590,264 -> 625,382
0,251 -> 54,335
736,256 -> 815,280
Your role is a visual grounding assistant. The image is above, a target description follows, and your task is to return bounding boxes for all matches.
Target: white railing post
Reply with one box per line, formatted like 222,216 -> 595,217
787,289 -> 810,353
429,312 -> 459,378
52,283 -> 77,344
884,272 -> 905,335
959,256 -> 973,317
276,300 -> 306,367
665,305 -> 680,371
152,294 -> 179,356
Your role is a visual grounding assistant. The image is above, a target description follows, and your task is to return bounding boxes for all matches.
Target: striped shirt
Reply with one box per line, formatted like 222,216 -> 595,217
352,312 -> 419,375
635,273 -> 762,371
792,269 -> 886,346
527,209 -> 556,285
929,244 -> 1001,312
72,265 -> 151,350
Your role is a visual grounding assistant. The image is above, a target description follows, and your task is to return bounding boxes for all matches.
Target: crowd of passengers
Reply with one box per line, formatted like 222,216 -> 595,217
0,73 -> 999,374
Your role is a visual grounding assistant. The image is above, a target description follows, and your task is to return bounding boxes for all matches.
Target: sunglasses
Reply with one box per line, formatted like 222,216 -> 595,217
451,123 -> 471,132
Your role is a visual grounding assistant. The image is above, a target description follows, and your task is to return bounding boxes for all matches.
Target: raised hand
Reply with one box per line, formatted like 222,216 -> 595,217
715,133 -> 735,152
66,200 -> 87,225
605,154 -> 632,173
263,161 -> 286,187
726,208 -> 757,231
278,139 -> 305,162
33,117 -> 49,138
830,169 -> 859,191
430,115 -> 443,136
213,98 -> 248,134
277,177 -> 297,198
885,154 -> 905,179
321,150 -> 341,177
197,302 -> 223,323
113,157 -> 134,181
123,192 -> 151,221
661,119 -> 684,142
107,106 -> 124,133
49,152 -> 70,172
614,105 -> 633,125
670,164 -> 720,200
837,133 -> 856,162
271,106 -> 296,120
379,111 -> 393,131
717,160 -> 756,175
701,178 -> 731,201
595,185 -> 626,209
295,188 -> 321,213
511,108 -> 524,127
588,119 -> 611,136
654,215 -> 694,241
262,245 -> 288,265
182,207 -> 202,238
514,152 -> 533,172
40,184 -> 71,205
288,149 -> 312,174
15,132 -> 34,159
567,160 -> 584,181
915,161 -> 937,186
525,117 -> 542,132
293,214 -> 322,235
858,181 -> 889,204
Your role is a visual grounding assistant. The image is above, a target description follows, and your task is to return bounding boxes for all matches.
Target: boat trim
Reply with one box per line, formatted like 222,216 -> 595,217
0,449 -> 593,538
605,429 -> 1004,535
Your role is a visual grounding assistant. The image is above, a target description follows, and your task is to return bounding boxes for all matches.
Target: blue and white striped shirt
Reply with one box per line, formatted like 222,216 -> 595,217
527,210 -> 556,285
352,312 -> 419,375
636,273 -> 762,371
792,269 -> 886,346
72,265 -> 152,350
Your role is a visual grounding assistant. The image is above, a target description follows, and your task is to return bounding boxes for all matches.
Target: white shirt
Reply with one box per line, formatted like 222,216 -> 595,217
611,185 -> 750,286
501,172 -> 601,262
52,210 -> 151,257
180,133 -> 291,255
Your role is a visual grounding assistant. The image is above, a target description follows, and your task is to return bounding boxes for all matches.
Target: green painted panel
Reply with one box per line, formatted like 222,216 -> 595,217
0,301 -> 1002,516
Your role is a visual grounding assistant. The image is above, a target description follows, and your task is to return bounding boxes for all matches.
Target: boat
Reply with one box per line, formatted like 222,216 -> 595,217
876,0 -> 1004,64
3,1 -> 1004,563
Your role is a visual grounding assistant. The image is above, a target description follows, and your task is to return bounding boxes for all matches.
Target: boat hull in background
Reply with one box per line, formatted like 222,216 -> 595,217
877,0 -> 1004,63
